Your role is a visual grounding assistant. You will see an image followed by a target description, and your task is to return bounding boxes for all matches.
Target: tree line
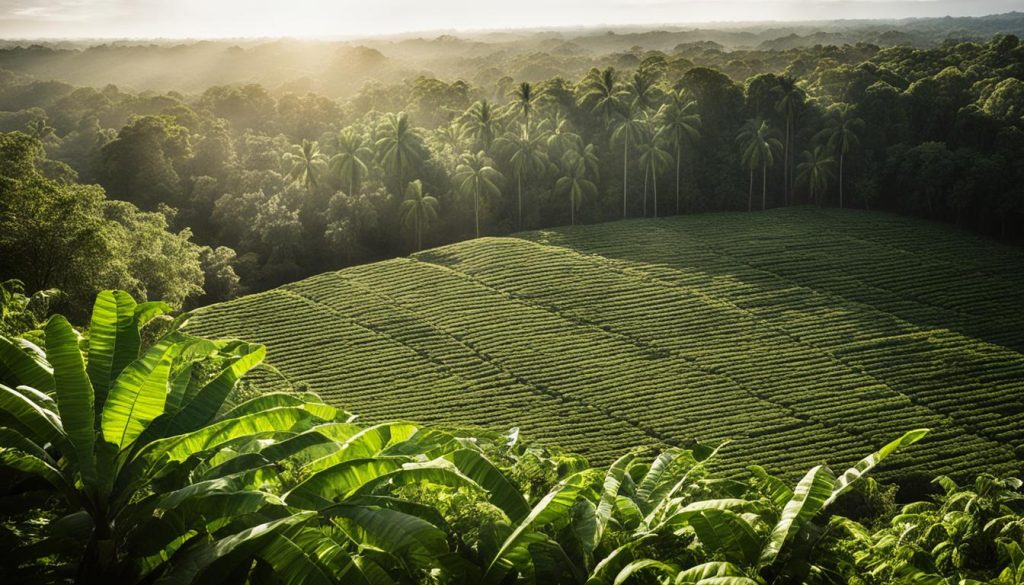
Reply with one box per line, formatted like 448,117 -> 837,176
1,34 -> 1022,313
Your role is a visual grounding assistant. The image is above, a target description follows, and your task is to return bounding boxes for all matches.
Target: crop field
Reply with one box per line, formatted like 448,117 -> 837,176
186,208 -> 1024,482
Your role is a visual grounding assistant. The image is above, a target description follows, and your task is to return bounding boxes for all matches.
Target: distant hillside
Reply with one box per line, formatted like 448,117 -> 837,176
186,209 -> 1024,485
1,13 -> 1022,95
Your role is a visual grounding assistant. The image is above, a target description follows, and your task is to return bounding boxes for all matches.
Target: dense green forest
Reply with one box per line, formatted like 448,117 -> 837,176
2,29 -> 1024,313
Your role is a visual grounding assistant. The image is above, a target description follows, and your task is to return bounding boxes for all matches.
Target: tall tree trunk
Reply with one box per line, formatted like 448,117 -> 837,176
517,173 -> 522,228
622,136 -> 628,218
643,165 -> 649,217
474,188 -> 480,238
416,217 -> 422,251
784,118 -> 791,206
762,161 -> 767,211
570,193 -> 575,226
748,167 -> 753,212
675,141 -> 681,215
653,169 -> 659,218
839,151 -> 845,209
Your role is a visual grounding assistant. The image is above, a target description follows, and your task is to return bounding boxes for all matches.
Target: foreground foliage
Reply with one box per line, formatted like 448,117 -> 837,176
1,291 -> 1021,584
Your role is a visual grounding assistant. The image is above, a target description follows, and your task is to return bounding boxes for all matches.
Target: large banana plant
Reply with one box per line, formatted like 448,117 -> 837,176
835,473 -> 1024,584
581,430 -> 928,585
0,290 -> 557,584
0,290 -> 337,582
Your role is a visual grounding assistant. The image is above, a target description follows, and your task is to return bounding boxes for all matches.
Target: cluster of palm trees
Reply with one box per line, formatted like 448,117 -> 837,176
738,100 -> 864,212
280,65 -> 865,252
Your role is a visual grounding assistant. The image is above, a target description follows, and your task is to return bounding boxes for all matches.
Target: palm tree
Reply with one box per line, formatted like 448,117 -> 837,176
657,90 -> 702,215
283,139 -> 327,192
774,77 -> 805,205
628,69 -> 661,112
498,124 -> 549,228
376,112 -> 424,194
462,99 -> 499,152
454,151 -> 504,238
796,146 -> 837,206
546,111 -> 582,158
815,103 -> 864,209
432,122 -> 468,156
636,133 -> 673,218
577,67 -> 627,127
513,82 -> 535,127
556,154 -> 597,226
399,179 -> 439,251
329,128 -> 373,195
611,103 -> 649,218
737,118 -> 784,212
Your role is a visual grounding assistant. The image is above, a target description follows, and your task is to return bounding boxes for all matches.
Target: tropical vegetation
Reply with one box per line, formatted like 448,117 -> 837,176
4,291 -> 1024,584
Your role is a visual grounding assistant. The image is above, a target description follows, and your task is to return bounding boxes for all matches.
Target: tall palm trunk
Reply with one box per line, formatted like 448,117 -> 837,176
839,151 -> 845,209
474,188 -> 480,238
517,173 -> 523,228
570,195 -> 575,226
622,135 -> 629,218
748,167 -> 754,212
675,141 -> 682,215
762,162 -> 767,211
416,217 -> 422,251
783,119 -> 791,206
643,165 -> 649,217
653,168 -> 659,218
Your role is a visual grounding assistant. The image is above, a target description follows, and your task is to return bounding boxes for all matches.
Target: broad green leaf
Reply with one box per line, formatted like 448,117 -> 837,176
674,561 -> 750,583
596,452 -> 635,543
662,499 -> 756,529
350,458 -> 485,497
635,449 -> 681,512
824,429 -> 928,508
259,422 -> 362,463
102,341 -> 177,449
758,465 -> 836,567
325,504 -> 449,573
748,465 -> 792,509
587,539 -> 651,585
85,290 -> 138,409
645,441 -> 728,525
256,532 -> 335,585
688,509 -> 761,566
166,343 -> 266,435
155,512 -> 315,585
286,527 -> 370,585
487,469 -> 599,577
613,559 -> 677,585
303,422 -> 418,473
15,383 -> 56,410
449,449 -> 530,523
46,315 -> 98,489
0,447 -> 68,491
285,457 -> 410,509
142,406 -> 326,466
0,383 -> 64,447
0,335 -> 54,393
219,392 -> 334,422
572,498 -> 599,557
0,426 -> 55,465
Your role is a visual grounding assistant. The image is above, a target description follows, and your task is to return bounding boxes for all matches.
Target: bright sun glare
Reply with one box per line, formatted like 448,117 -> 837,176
2,0 -> 1023,38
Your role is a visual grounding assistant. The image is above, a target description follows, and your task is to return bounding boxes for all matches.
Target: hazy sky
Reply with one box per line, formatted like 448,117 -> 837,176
1,0 -> 1023,39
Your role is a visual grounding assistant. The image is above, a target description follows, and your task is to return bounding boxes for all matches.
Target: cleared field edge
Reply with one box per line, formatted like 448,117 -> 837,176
187,209 -> 1024,479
